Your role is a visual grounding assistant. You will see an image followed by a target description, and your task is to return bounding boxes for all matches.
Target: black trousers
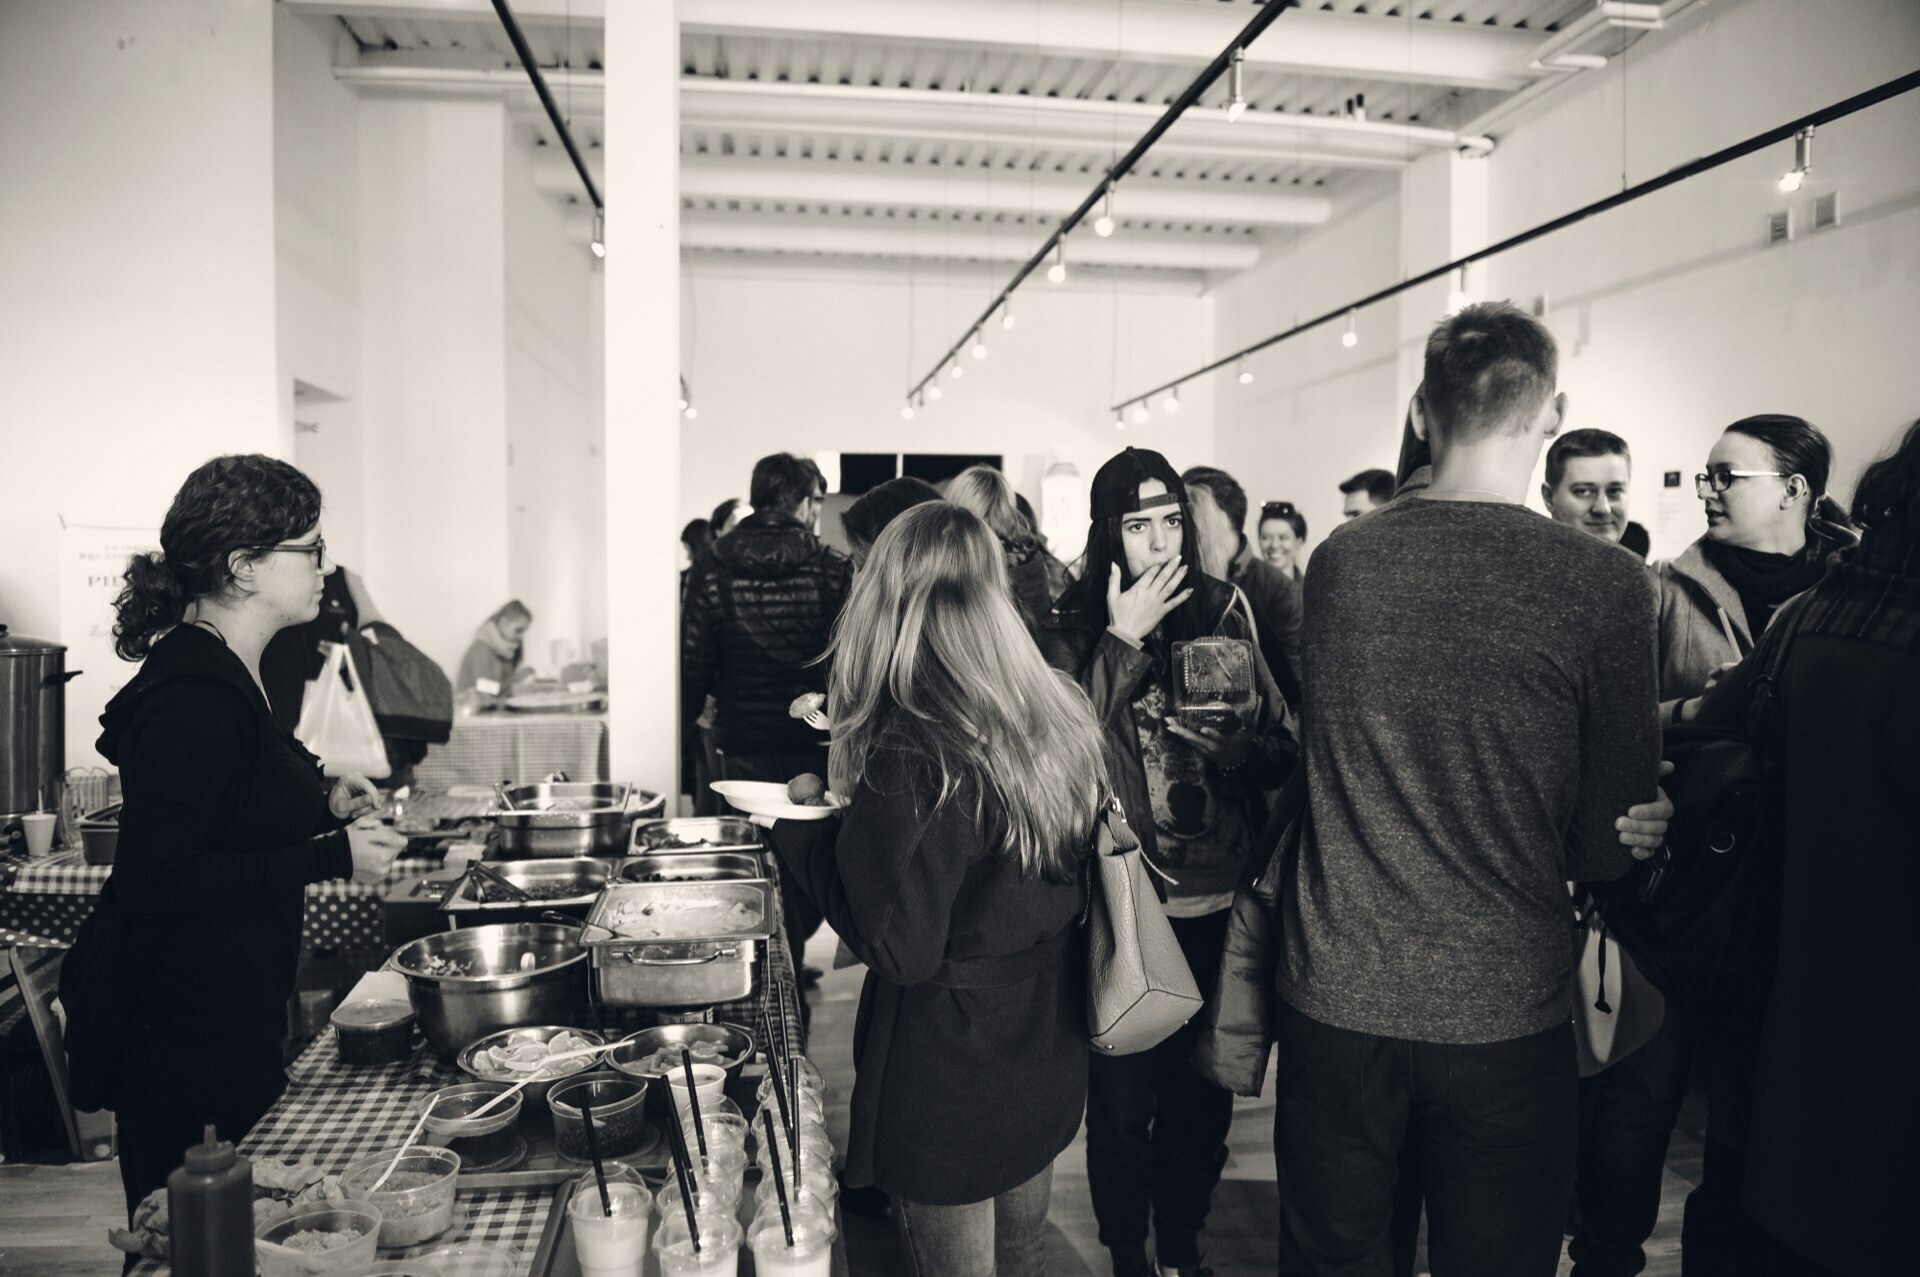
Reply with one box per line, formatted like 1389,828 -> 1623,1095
1569,1009 -> 1692,1277
116,1025 -> 284,1217
719,745 -> 828,1037
1085,909 -> 1236,1270
1274,1000 -> 1578,1277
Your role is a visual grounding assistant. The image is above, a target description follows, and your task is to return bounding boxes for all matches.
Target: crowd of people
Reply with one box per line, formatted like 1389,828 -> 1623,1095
681,301 -> 1913,1277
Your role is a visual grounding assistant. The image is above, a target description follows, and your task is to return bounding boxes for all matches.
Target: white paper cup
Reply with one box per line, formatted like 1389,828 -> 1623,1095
665,1063 -> 727,1129
21,812 -> 55,857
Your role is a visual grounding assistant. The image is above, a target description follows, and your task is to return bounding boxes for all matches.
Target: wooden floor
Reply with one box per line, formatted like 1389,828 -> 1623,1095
0,926 -> 1705,1276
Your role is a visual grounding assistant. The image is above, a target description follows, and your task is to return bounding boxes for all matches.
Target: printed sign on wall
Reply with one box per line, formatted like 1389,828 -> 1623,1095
59,525 -> 159,769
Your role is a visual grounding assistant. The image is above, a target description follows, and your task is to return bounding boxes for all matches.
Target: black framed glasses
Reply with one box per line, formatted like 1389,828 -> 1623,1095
264,536 -> 329,569
1694,468 -> 1789,496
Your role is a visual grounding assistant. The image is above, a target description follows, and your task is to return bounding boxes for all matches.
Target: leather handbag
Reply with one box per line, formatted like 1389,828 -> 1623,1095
1086,800 -> 1204,1055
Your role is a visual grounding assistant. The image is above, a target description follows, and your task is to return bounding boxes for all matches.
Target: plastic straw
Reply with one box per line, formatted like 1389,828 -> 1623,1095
761,1108 -> 796,1248
369,1098 -> 436,1193
679,1047 -> 708,1159
661,1090 -> 702,1253
578,1098 -> 612,1217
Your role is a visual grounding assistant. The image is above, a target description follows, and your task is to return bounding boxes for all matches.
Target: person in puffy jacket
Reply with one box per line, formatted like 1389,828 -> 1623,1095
1039,446 -> 1294,1277
946,464 -> 1071,639
682,452 -> 854,995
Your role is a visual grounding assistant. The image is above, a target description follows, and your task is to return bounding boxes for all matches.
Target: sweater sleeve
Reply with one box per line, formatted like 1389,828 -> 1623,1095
1567,566 -> 1664,882
771,756 -> 973,988
112,680 -> 352,916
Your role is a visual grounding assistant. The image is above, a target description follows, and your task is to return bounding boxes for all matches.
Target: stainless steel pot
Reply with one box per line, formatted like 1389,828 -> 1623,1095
388,923 -> 589,1057
0,625 -> 78,847
492,782 -> 665,858
588,938 -> 760,1007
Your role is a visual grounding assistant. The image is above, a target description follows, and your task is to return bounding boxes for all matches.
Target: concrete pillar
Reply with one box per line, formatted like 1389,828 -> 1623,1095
602,0 -> 683,803
1396,148 -> 1491,408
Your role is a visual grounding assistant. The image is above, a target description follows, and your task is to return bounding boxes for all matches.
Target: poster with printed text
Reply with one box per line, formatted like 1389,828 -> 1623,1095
59,525 -> 159,771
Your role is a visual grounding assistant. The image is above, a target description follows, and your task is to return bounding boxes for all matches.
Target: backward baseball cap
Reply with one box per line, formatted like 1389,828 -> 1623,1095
1089,447 -> 1188,522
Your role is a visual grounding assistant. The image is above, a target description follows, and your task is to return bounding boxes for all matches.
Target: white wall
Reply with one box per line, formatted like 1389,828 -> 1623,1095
505,130 -> 606,668
1213,0 -> 1920,563
357,96 -> 512,679
0,0 -> 282,765
680,265 -> 1215,565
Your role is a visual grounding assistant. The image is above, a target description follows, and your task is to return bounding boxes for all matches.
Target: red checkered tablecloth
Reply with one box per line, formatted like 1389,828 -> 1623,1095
413,712 -> 610,789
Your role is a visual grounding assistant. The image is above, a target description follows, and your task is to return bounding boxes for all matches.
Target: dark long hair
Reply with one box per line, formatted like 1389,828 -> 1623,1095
112,455 -> 323,661
1060,506 -> 1211,644
1851,417 -> 1920,532
1724,414 -> 1844,526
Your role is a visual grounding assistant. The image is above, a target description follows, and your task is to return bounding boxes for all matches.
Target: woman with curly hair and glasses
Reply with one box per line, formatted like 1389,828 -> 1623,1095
769,501 -> 1107,1277
59,455 -> 406,1221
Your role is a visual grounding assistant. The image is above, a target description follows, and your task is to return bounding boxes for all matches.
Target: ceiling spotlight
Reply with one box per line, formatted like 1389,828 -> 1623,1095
1127,401 -> 1150,426
1047,243 -> 1067,285
928,383 -> 943,401
971,334 -> 989,360
1000,304 -> 1016,331
1114,414 -> 1127,432
683,404 -> 698,420
1225,47 -> 1247,123
678,375 -> 693,416
1161,386 -> 1182,414
1093,189 -> 1115,238
1237,358 -> 1254,385
1447,264 -> 1470,313
950,362 -> 964,380
1779,125 -> 1813,193
590,207 -> 605,259
901,401 -> 916,421
677,395 -> 689,411
1341,312 -> 1358,349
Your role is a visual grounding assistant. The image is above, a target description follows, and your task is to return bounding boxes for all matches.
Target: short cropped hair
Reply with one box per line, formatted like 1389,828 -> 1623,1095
749,453 -> 823,517
1180,466 -> 1249,532
1338,469 -> 1396,505
1422,302 -> 1558,445
1545,429 -> 1632,489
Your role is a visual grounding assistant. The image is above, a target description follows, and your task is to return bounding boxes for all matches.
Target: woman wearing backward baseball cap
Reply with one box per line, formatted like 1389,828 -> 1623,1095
1038,447 -> 1297,1277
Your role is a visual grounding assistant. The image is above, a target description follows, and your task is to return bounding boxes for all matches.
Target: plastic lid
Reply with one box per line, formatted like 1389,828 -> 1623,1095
182,1124 -> 235,1173
412,1243 -> 522,1277
331,999 -> 417,1031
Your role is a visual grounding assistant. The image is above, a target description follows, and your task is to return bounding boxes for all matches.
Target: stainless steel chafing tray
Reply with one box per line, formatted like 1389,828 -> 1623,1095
439,857 -> 614,917
627,816 -> 762,855
616,852 -> 768,885
580,871 -> 778,1007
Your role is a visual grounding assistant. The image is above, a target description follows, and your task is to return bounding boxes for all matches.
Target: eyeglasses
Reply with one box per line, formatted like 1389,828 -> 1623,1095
264,536 -> 329,569
1694,469 -> 1789,496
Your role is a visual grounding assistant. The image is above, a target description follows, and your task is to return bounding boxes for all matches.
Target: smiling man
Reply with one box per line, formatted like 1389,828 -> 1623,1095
1542,429 -> 1633,544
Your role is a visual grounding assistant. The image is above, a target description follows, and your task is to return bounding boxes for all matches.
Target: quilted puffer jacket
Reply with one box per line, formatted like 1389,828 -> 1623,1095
681,512 -> 854,752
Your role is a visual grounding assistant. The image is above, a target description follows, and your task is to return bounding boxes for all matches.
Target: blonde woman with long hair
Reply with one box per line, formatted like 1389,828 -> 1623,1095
769,501 -> 1106,1277
946,464 -> 1072,635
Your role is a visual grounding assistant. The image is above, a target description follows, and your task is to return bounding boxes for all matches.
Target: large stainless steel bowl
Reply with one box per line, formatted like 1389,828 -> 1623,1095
388,923 -> 589,1056
606,1022 -> 756,1085
455,1024 -> 608,1114
493,783 -> 665,858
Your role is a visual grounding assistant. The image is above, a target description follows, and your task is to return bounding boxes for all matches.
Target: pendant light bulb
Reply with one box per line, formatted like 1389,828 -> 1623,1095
971,334 -> 989,360
1094,189 -> 1115,238
901,401 -> 916,421
928,383 -> 943,402
1047,243 -> 1067,285
1779,126 -> 1813,193
1447,264 -> 1470,314
1161,386 -> 1182,415
1225,47 -> 1248,123
1341,312 -> 1359,349
1236,358 -> 1253,385
589,208 -> 606,259
683,404 -> 698,420
1000,305 -> 1016,331
1127,401 -> 1150,426
1114,414 -> 1127,432
950,362 -> 964,380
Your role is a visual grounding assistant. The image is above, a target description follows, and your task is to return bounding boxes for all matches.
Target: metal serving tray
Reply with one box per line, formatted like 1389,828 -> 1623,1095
439,858 -> 615,916
628,816 -> 763,855
583,879 -> 778,945
616,852 -> 768,885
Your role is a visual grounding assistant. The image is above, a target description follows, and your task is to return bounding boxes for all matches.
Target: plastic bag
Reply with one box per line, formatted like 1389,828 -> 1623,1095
294,642 -> 391,779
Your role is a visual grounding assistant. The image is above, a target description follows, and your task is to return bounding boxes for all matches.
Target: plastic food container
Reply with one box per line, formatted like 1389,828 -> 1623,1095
254,1200 -> 382,1276
420,1082 -> 523,1170
340,1145 -> 461,1248
353,1247 -> 521,1277
330,999 -> 418,1066
547,1071 -> 649,1162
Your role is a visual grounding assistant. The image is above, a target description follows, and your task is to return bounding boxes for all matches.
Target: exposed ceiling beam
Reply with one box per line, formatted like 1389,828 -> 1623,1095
333,67 -> 1469,167
288,0 -> 1544,91
536,154 -> 1333,226
655,213 -> 1263,272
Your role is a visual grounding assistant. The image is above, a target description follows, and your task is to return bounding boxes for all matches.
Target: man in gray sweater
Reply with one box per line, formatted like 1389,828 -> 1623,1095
1273,303 -> 1663,1276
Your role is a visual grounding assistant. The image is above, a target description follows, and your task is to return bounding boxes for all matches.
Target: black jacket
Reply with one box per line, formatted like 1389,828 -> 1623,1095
771,749 -> 1086,1205
681,513 -> 853,753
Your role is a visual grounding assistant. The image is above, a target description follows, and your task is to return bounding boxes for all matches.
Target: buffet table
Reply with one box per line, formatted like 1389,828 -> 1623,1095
0,849 -> 442,951
127,895 -> 811,1277
413,712 -> 610,790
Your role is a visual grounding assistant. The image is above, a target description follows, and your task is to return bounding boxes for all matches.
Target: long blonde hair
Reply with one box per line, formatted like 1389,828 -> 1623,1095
826,503 -> 1105,881
945,465 -> 1025,542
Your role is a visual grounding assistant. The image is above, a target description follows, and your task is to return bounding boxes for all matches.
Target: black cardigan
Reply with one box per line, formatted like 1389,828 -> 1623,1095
90,626 -> 352,1031
771,748 -> 1086,1206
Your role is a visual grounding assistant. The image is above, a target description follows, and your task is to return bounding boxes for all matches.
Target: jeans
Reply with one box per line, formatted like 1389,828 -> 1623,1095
1086,910 -> 1236,1269
1273,999 -> 1578,1277
1569,1009 -> 1692,1277
894,1163 -> 1055,1277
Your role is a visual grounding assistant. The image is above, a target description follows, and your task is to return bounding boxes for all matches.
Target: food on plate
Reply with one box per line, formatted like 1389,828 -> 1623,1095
468,1030 -> 598,1079
622,1039 -> 732,1074
603,894 -> 763,940
787,691 -> 826,720
785,774 -> 829,807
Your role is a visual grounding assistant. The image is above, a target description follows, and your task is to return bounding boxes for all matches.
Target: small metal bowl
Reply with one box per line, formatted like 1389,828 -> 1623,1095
456,1025 -> 608,1114
606,1022 -> 755,1087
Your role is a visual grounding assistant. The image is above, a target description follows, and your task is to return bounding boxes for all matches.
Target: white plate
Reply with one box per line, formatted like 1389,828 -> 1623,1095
502,689 -> 606,713
709,780 -> 846,821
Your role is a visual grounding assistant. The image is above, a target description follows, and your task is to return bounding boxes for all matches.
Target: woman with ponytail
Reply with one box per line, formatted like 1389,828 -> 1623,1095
59,455 -> 407,1221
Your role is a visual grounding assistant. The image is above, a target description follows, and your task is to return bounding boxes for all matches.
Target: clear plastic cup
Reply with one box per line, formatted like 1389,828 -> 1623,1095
665,1063 -> 727,1130
747,1202 -> 834,1277
656,1148 -> 747,1215
754,1058 -> 825,1105
752,1188 -> 839,1243
752,1089 -> 826,1135
754,1168 -> 838,1218
567,1172 -> 652,1277
680,1112 -> 749,1164
750,1125 -> 834,1181
653,1213 -> 744,1276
